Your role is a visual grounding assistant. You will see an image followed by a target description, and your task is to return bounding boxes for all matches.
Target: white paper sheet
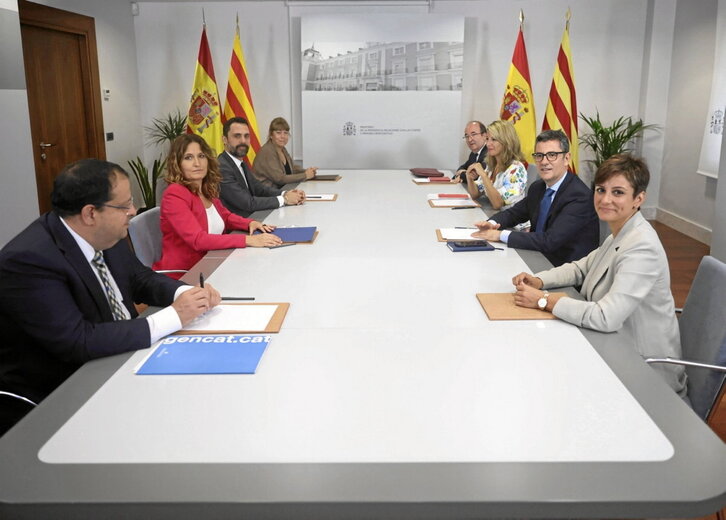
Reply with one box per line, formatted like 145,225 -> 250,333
439,228 -> 479,240
430,199 -> 477,207
181,304 -> 278,332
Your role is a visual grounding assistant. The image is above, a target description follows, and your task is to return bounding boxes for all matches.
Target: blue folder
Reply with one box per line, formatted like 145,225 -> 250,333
136,334 -> 271,375
270,226 -> 317,243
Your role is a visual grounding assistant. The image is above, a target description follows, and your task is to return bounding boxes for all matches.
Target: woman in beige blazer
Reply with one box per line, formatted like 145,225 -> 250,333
252,117 -> 317,189
511,154 -> 686,397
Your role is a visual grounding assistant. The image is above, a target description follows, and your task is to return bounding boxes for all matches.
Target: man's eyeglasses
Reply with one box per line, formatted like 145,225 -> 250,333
532,151 -> 567,162
462,132 -> 483,140
100,198 -> 135,212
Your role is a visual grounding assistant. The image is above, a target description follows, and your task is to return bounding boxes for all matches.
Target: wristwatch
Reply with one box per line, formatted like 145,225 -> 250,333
537,291 -> 550,311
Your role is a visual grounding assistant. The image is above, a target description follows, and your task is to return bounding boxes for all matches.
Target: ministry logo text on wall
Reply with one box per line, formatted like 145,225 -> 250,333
343,121 -> 421,137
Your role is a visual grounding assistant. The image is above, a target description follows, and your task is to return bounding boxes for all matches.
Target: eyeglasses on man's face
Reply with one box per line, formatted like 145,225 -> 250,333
532,151 -> 567,162
100,197 -> 135,212
462,132 -> 483,140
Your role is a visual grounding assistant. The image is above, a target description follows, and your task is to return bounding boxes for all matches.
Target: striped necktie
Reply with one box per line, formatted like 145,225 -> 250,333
92,251 -> 126,321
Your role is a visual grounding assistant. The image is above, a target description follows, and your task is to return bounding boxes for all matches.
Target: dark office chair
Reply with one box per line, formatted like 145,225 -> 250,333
0,391 -> 37,437
646,256 -> 726,421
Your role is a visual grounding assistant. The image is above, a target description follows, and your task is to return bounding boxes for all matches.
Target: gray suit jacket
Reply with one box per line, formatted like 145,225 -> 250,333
536,212 -> 686,396
218,151 -> 282,217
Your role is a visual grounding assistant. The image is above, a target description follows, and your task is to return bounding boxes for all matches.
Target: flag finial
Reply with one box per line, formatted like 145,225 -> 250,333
565,7 -> 571,29
202,8 -> 206,26
519,9 -> 524,26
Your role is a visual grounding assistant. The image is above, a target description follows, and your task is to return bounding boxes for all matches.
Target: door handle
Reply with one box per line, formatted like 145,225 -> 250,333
39,142 -> 55,148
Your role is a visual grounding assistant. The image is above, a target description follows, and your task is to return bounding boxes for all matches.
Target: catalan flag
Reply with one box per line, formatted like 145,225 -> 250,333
223,16 -> 261,167
542,10 -> 578,174
187,24 -> 224,154
500,12 -> 536,167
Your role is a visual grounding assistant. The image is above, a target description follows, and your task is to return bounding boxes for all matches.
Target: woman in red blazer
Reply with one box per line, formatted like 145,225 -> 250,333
153,134 -> 281,278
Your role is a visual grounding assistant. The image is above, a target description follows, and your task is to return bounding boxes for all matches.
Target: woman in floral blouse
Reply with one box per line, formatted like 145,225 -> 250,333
464,120 -> 528,210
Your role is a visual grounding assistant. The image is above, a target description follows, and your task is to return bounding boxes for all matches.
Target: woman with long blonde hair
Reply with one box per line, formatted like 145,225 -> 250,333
465,120 -> 528,210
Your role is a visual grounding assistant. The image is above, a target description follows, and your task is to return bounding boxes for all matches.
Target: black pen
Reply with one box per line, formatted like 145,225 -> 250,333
199,272 -> 204,288
306,196 -> 323,199
221,297 -> 256,301
451,206 -> 475,210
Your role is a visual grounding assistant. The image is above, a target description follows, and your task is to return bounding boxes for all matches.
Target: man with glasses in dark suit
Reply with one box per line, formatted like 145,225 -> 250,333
471,129 -> 599,267
0,159 -> 219,435
454,120 -> 488,183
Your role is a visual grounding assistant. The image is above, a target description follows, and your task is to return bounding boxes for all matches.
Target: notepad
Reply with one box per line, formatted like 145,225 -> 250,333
136,334 -> 271,375
177,303 -> 289,334
428,199 -> 479,208
476,293 -> 567,320
412,174 -> 454,184
437,228 -> 479,241
311,174 -> 341,181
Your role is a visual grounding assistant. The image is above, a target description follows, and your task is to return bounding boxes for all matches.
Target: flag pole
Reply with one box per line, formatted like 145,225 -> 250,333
566,7 -> 571,31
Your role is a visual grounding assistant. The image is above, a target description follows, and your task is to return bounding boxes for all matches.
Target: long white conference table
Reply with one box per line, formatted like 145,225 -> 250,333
0,170 -> 725,519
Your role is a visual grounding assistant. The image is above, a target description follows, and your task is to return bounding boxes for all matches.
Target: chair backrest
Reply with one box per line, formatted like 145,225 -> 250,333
679,255 -> 726,419
155,179 -> 168,207
128,206 -> 162,267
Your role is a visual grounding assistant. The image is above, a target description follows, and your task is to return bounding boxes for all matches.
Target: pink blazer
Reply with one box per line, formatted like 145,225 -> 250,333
153,183 -> 253,278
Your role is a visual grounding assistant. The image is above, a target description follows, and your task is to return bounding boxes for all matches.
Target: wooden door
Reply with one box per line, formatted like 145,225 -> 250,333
19,0 -> 105,214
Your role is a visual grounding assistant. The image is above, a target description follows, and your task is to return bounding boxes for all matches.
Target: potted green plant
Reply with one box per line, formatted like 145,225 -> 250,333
145,109 -> 187,149
127,156 -> 166,210
128,110 -> 187,209
579,111 -> 659,171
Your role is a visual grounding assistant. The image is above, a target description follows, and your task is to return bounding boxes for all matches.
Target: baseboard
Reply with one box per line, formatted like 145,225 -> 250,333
641,206 -> 657,220
655,208 -> 712,245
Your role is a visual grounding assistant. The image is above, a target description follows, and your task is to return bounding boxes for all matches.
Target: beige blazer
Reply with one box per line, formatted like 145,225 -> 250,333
537,211 -> 687,396
251,139 -> 306,189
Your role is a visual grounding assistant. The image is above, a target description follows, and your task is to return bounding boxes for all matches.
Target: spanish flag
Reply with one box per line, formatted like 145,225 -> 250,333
223,15 -> 261,167
542,10 -> 579,174
500,12 -> 536,167
187,24 -> 224,155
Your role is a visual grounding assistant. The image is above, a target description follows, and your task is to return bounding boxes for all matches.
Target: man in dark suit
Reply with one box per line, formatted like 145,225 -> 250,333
0,159 -> 219,435
454,120 -> 488,182
219,117 -> 305,217
472,130 -> 599,267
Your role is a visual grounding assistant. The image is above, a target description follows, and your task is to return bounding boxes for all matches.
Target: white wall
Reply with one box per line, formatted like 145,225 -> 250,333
657,0 -> 718,243
134,1 -> 657,183
133,1 -> 291,163
0,0 -> 39,246
0,0 -> 720,246
31,0 -> 144,166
